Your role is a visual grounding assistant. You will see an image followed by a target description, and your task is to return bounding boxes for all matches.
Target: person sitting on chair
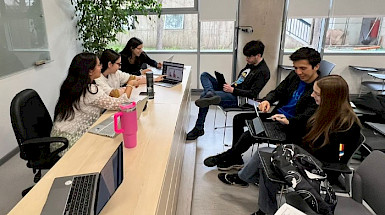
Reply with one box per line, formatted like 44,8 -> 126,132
120,37 -> 162,76
50,53 -> 133,156
95,49 -> 164,98
186,40 -> 271,140
218,75 -> 362,215
204,47 -> 321,170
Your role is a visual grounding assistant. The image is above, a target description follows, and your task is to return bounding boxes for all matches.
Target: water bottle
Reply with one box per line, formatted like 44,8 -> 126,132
146,71 -> 154,99
114,102 -> 137,148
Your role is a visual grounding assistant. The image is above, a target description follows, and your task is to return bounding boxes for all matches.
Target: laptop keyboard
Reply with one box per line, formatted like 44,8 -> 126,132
100,122 -> 115,135
161,79 -> 178,84
264,122 -> 286,140
64,175 -> 96,215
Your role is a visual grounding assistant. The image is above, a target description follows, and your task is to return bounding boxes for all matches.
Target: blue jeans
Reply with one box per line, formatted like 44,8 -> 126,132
195,72 -> 238,130
238,148 -> 280,215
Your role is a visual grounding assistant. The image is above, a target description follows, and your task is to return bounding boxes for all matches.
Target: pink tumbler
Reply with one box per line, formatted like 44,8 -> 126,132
114,102 -> 138,148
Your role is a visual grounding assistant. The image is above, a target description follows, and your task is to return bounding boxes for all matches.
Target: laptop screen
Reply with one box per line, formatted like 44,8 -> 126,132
95,143 -> 124,214
163,61 -> 184,81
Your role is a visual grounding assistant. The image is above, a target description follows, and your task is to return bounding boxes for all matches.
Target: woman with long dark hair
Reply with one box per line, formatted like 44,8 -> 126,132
120,37 -> 162,75
50,53 -> 132,155
96,49 -> 164,97
218,75 -> 361,215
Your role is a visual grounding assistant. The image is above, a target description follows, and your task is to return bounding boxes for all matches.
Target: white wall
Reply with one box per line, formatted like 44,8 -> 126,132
0,0 -> 80,159
237,0 -> 285,98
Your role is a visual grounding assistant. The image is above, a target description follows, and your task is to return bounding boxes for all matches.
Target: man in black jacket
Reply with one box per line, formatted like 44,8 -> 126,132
204,47 -> 321,170
186,40 -> 270,140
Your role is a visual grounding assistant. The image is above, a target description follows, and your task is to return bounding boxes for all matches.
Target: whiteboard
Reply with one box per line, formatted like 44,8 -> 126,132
0,0 -> 50,78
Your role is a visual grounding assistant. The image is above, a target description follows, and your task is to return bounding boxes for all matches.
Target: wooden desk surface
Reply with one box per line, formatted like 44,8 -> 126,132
9,67 -> 192,215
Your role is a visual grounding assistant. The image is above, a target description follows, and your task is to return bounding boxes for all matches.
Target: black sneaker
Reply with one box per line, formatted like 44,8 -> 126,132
203,151 -> 230,167
218,173 -> 249,188
186,127 -> 204,140
217,156 -> 244,171
195,95 -> 221,108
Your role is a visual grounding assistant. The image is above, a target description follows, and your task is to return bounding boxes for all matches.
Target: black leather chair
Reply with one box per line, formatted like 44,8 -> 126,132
10,89 -> 68,196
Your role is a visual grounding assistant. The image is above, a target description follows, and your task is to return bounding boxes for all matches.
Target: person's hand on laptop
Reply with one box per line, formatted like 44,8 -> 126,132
258,100 -> 271,113
154,75 -> 166,82
157,62 -> 163,69
223,83 -> 234,93
270,114 -> 289,125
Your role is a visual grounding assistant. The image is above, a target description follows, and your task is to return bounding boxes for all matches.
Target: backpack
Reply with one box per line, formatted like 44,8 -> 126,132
271,144 -> 337,215
353,92 -> 385,122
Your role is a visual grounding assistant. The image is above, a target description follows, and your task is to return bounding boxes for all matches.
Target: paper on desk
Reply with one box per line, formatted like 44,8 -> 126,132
150,67 -> 163,75
275,203 -> 306,215
247,99 -> 260,106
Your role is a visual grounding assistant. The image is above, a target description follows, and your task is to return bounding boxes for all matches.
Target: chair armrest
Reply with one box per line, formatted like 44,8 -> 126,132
322,162 -> 352,174
22,137 -> 69,157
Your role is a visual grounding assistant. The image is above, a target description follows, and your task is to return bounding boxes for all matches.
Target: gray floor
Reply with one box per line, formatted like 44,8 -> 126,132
188,96 -> 263,215
0,95 -> 369,215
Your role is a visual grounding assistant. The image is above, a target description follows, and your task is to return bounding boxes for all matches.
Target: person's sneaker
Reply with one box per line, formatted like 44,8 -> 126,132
195,95 -> 221,108
218,173 -> 249,188
186,127 -> 204,140
203,151 -> 230,167
217,156 -> 244,171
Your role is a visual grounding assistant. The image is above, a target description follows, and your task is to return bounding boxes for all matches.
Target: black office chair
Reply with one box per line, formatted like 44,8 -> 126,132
10,89 -> 68,196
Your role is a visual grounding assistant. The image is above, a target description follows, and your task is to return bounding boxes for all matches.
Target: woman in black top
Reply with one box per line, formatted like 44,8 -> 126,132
120,37 -> 162,76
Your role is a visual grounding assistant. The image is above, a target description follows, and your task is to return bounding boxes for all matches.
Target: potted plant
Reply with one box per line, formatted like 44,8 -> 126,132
70,0 -> 162,54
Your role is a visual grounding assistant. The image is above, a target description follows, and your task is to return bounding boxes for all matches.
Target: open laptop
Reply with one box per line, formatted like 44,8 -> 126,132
154,61 -> 184,88
366,122 -> 385,136
41,142 -> 123,215
245,103 -> 287,142
88,96 -> 148,138
151,55 -> 174,75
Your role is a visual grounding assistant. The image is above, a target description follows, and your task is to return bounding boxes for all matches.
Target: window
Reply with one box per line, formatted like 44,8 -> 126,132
164,15 -> 184,30
161,0 -> 195,8
200,21 -> 234,51
284,18 -> 323,52
324,17 -> 385,53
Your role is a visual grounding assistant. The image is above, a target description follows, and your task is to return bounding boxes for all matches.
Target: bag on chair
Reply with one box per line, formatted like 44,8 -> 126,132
271,144 -> 337,215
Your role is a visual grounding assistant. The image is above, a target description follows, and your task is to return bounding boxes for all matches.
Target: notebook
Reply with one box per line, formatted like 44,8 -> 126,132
214,71 -> 226,87
154,61 -> 184,88
245,103 -> 287,142
151,55 -> 175,75
88,96 -> 148,138
41,142 -> 124,215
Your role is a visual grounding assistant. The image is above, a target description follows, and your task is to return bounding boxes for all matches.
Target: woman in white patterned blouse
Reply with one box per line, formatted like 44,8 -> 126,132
50,53 -> 133,156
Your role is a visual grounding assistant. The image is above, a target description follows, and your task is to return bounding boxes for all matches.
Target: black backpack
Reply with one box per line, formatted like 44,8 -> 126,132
353,92 -> 385,122
271,144 -> 337,215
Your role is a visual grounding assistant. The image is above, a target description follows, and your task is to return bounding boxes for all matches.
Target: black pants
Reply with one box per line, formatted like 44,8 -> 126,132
228,112 -> 272,158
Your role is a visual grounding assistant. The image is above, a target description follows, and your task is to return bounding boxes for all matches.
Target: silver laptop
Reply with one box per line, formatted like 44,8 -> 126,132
41,142 -> 123,215
366,122 -> 385,136
88,96 -> 148,138
154,61 -> 184,88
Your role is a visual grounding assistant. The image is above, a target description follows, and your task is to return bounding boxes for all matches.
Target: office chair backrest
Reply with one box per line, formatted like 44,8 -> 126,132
319,60 -> 336,77
352,150 -> 385,214
10,89 -> 53,160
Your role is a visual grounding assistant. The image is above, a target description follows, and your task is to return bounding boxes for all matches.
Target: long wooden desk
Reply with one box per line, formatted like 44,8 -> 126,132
9,67 -> 192,215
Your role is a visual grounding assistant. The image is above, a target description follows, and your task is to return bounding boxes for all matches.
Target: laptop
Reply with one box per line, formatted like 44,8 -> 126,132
245,103 -> 287,142
366,122 -> 385,136
88,96 -> 148,138
41,142 -> 124,215
151,55 -> 174,75
214,71 -> 226,87
154,61 -> 184,88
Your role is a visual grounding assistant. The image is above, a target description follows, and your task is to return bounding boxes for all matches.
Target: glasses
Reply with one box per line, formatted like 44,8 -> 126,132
246,55 -> 255,59
115,62 -> 122,66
